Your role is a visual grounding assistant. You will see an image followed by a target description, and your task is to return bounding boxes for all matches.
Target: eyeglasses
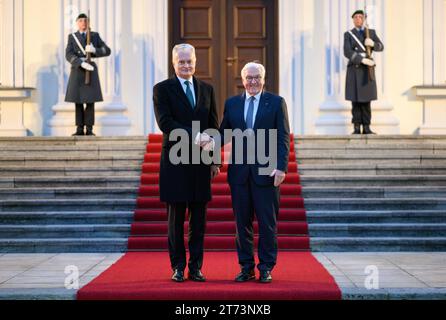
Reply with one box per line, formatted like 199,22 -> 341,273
177,60 -> 195,66
245,75 -> 263,82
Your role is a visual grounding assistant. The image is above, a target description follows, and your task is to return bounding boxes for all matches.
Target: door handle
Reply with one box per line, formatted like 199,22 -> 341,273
225,57 -> 238,66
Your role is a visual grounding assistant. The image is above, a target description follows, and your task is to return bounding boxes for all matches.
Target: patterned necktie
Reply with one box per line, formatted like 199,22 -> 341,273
246,96 -> 255,129
185,81 -> 195,109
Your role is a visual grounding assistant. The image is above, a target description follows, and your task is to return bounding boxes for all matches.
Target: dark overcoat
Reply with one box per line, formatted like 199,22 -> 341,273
344,28 -> 384,102
153,76 -> 219,203
65,31 -> 111,103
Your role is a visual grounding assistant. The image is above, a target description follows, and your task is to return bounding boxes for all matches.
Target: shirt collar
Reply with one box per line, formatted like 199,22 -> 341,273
177,75 -> 194,86
245,91 -> 262,101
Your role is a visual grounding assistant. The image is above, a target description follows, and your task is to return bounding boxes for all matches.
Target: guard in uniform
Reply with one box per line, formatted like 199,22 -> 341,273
65,13 -> 111,136
344,10 -> 384,135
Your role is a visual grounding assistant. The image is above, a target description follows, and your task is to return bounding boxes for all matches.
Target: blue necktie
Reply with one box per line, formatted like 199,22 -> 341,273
246,96 -> 255,129
185,81 -> 195,109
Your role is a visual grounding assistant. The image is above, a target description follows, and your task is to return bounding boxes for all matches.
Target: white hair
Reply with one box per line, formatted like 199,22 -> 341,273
172,44 -> 196,63
241,62 -> 266,79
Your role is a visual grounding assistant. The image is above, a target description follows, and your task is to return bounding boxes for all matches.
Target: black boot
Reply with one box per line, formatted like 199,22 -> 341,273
86,126 -> 96,136
352,124 -> 361,135
363,125 -> 376,135
72,126 -> 84,136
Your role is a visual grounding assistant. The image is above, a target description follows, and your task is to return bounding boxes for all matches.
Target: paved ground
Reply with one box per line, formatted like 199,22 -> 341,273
0,252 -> 445,300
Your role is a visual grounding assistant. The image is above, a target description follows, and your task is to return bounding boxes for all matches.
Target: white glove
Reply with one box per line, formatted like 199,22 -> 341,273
81,62 -> 95,71
361,58 -> 376,67
85,44 -> 96,54
364,38 -> 375,48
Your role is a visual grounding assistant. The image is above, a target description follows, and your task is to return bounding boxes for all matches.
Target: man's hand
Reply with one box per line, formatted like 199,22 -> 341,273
364,38 -> 375,48
85,44 -> 96,54
361,58 -> 375,67
194,132 -> 215,151
270,169 -> 286,187
211,165 -> 220,179
81,62 -> 95,71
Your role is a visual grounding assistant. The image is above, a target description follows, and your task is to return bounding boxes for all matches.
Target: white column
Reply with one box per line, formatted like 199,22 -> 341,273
49,0 -> 131,136
142,0 -> 168,134
415,0 -> 446,134
279,0 -> 306,135
315,0 -> 399,135
0,0 -> 31,137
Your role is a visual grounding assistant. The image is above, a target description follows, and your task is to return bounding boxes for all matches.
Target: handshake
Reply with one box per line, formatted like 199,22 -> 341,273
194,132 -> 215,151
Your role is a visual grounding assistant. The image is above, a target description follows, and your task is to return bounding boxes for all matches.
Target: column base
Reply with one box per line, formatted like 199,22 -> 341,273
315,100 -> 400,135
48,101 -> 131,137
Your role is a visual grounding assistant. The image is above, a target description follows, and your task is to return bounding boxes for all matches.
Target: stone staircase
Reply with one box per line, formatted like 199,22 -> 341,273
0,137 -> 146,253
298,135 -> 446,251
0,135 -> 445,252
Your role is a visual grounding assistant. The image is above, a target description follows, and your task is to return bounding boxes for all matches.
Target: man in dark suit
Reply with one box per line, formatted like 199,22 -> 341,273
65,13 -> 111,136
153,44 -> 220,283
344,10 -> 384,135
207,62 -> 290,283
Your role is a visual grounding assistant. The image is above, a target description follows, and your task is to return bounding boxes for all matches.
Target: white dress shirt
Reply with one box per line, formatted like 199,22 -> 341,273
244,91 -> 262,128
177,76 -> 196,106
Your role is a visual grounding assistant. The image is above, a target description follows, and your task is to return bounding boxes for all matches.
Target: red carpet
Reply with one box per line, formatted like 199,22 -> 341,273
77,252 -> 340,300
77,134 -> 341,300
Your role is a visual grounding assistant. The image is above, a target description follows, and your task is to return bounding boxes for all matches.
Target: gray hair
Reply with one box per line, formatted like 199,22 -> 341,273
241,62 -> 266,79
172,44 -> 196,63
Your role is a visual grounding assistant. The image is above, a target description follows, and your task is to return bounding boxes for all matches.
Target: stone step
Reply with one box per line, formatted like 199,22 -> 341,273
0,211 -> 134,225
0,225 -> 131,238
3,186 -> 441,200
306,210 -> 446,223
308,223 -> 446,237
301,186 -> 446,198
294,135 -> 446,144
1,237 -> 444,253
0,145 -> 146,157
296,149 -> 446,156
0,188 -> 139,200
300,175 -> 446,187
298,164 -> 446,176
0,177 -> 140,188
296,154 -> 446,165
0,136 -> 147,146
0,166 -> 142,177
0,199 -> 136,212
0,156 -> 144,167
310,237 -> 446,252
304,198 -> 446,210
0,238 -> 128,253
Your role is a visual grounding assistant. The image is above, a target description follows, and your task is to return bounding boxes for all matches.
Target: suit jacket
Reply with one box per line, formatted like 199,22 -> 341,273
65,31 -> 111,103
153,76 -> 219,203
219,91 -> 290,186
344,28 -> 384,102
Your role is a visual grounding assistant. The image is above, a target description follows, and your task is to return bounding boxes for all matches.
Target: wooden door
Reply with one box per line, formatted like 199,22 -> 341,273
170,0 -> 278,119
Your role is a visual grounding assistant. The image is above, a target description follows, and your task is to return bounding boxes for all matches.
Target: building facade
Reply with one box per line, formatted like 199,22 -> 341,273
0,0 -> 445,136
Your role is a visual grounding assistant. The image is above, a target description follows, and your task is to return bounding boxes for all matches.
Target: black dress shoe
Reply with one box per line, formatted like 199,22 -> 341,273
259,271 -> 273,283
86,126 -> 96,136
171,269 -> 185,282
352,124 -> 361,135
72,127 -> 84,136
362,125 -> 376,135
188,270 -> 206,282
235,270 -> 256,282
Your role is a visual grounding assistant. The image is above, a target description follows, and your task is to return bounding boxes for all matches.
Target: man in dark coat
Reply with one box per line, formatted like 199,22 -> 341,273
153,44 -> 220,283
65,13 -> 111,136
344,10 -> 384,135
